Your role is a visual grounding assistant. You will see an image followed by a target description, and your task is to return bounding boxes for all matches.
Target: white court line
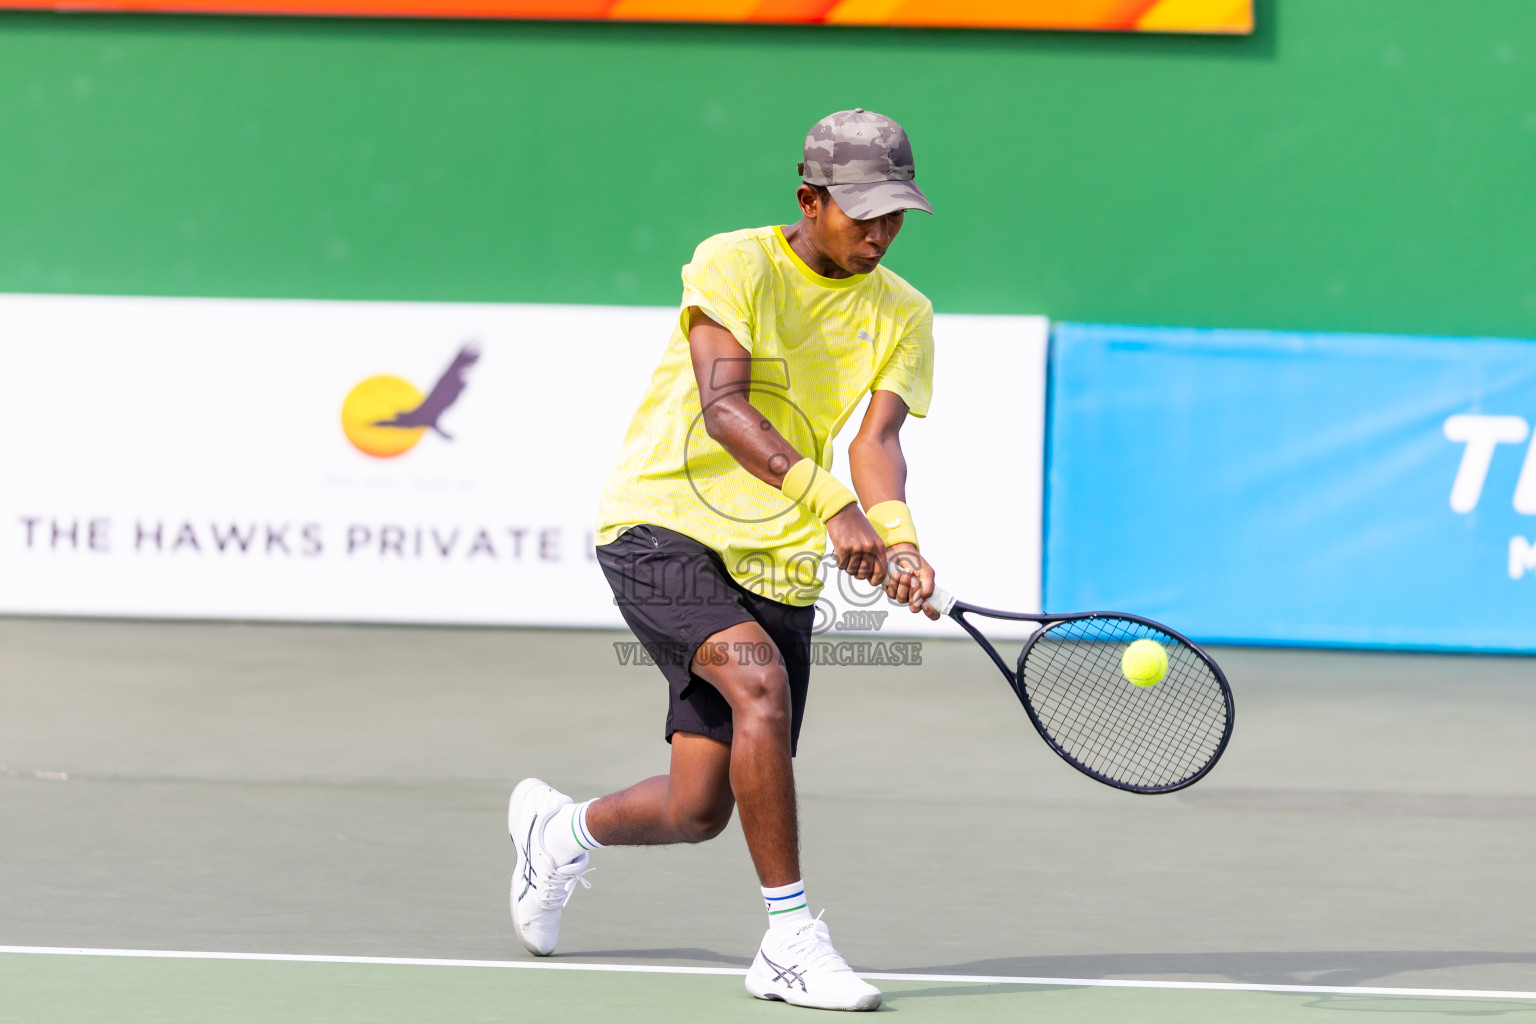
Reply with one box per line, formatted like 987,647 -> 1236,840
2,946 -> 1535,1001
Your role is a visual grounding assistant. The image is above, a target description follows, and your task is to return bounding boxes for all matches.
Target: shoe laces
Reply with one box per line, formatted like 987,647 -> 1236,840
538,860 -> 593,911
779,912 -> 854,975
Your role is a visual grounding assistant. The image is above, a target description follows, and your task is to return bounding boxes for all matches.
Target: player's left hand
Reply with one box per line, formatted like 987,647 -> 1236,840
885,543 -> 939,620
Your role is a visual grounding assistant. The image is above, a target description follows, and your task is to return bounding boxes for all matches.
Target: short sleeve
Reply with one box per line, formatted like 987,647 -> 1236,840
678,236 -> 757,351
870,303 -> 934,418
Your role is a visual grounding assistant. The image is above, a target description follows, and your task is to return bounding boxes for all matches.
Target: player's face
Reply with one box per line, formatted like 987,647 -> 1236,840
804,189 -> 906,276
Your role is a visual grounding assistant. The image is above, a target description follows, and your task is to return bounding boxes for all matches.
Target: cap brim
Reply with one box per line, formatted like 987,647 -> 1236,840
826,179 -> 933,219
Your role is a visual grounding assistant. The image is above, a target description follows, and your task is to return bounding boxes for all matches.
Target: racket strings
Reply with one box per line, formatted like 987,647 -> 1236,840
1033,644 -> 1215,784
1018,617 -> 1229,791
1033,631 -> 1223,785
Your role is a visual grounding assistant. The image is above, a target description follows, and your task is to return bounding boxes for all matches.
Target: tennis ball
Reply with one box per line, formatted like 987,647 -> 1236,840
1121,639 -> 1168,687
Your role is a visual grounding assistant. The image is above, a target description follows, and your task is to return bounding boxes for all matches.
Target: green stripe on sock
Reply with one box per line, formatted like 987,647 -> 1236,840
570,812 -> 594,852
768,903 -> 808,915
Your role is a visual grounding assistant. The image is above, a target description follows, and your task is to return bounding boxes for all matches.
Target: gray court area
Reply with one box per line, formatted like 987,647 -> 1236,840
4,617 -> 1536,1020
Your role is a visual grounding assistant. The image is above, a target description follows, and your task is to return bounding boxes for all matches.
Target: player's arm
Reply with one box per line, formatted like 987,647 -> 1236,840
686,307 -> 888,584
848,389 -> 939,619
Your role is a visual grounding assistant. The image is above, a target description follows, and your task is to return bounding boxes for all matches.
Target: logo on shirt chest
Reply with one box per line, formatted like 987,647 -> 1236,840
857,329 -> 880,361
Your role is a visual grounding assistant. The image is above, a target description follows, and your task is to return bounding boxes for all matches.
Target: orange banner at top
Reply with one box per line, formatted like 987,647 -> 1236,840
0,0 -> 1253,32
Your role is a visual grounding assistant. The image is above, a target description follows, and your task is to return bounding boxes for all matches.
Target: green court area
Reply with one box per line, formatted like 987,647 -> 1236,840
9,955 -> 1536,1023
4,618 -> 1536,1021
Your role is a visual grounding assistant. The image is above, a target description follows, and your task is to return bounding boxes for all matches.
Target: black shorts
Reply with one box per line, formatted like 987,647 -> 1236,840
595,524 -> 815,756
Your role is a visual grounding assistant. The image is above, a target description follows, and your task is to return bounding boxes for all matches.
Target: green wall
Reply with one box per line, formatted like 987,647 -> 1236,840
3,0 -> 1536,338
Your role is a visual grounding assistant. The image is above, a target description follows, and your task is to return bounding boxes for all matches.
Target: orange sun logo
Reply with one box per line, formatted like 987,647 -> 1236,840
340,344 -> 480,459
342,376 -> 428,458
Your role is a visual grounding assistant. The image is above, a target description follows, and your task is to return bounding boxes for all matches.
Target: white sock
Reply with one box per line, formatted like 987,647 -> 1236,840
543,799 -> 603,865
762,880 -> 813,930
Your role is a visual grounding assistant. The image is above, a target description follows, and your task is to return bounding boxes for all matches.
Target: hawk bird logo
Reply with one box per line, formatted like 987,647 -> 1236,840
340,342 -> 482,459
372,344 -> 480,440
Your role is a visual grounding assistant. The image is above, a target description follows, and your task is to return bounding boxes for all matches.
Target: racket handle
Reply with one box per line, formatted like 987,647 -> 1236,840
926,586 -> 957,616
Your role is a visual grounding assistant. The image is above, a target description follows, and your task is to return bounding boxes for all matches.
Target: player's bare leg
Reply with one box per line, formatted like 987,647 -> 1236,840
513,617 -> 878,1009
582,732 -> 735,845
584,619 -> 799,886
581,619 -> 875,1011
508,690 -> 741,957
688,620 -> 801,886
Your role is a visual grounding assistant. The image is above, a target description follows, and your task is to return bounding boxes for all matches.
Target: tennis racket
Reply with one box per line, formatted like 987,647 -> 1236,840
926,587 -> 1234,794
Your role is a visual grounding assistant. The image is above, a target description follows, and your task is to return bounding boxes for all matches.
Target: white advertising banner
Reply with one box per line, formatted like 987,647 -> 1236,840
0,295 -> 1045,636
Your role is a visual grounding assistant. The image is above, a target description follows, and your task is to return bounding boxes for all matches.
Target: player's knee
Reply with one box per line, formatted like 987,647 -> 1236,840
731,663 -> 791,724
676,804 -> 732,843
670,794 -> 733,842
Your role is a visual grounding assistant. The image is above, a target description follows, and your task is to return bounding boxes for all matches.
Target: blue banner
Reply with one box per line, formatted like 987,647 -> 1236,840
1045,323 -> 1536,650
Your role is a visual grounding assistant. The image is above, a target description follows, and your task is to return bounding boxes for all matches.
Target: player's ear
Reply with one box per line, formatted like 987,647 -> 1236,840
796,184 -> 822,219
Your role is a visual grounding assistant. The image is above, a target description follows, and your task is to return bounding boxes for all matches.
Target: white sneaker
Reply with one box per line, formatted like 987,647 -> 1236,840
508,778 -> 592,956
745,915 -> 882,1011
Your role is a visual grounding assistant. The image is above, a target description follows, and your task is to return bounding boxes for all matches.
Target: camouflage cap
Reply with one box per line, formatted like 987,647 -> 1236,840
799,108 -> 933,220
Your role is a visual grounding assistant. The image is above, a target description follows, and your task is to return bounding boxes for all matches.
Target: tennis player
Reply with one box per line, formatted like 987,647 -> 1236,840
510,109 -> 939,1012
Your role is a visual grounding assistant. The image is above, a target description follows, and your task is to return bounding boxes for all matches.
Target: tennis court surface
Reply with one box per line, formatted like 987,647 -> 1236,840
5,617 -> 1536,1021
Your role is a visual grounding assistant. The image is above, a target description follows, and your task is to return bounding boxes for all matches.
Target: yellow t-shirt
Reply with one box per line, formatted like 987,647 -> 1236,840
595,224 -> 935,607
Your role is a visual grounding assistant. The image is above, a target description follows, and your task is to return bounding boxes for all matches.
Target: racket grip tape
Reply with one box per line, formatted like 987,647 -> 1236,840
926,586 -> 957,616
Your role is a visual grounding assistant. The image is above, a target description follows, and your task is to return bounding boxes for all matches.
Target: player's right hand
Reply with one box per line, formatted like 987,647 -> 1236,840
825,504 -> 887,585
885,544 -> 940,620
